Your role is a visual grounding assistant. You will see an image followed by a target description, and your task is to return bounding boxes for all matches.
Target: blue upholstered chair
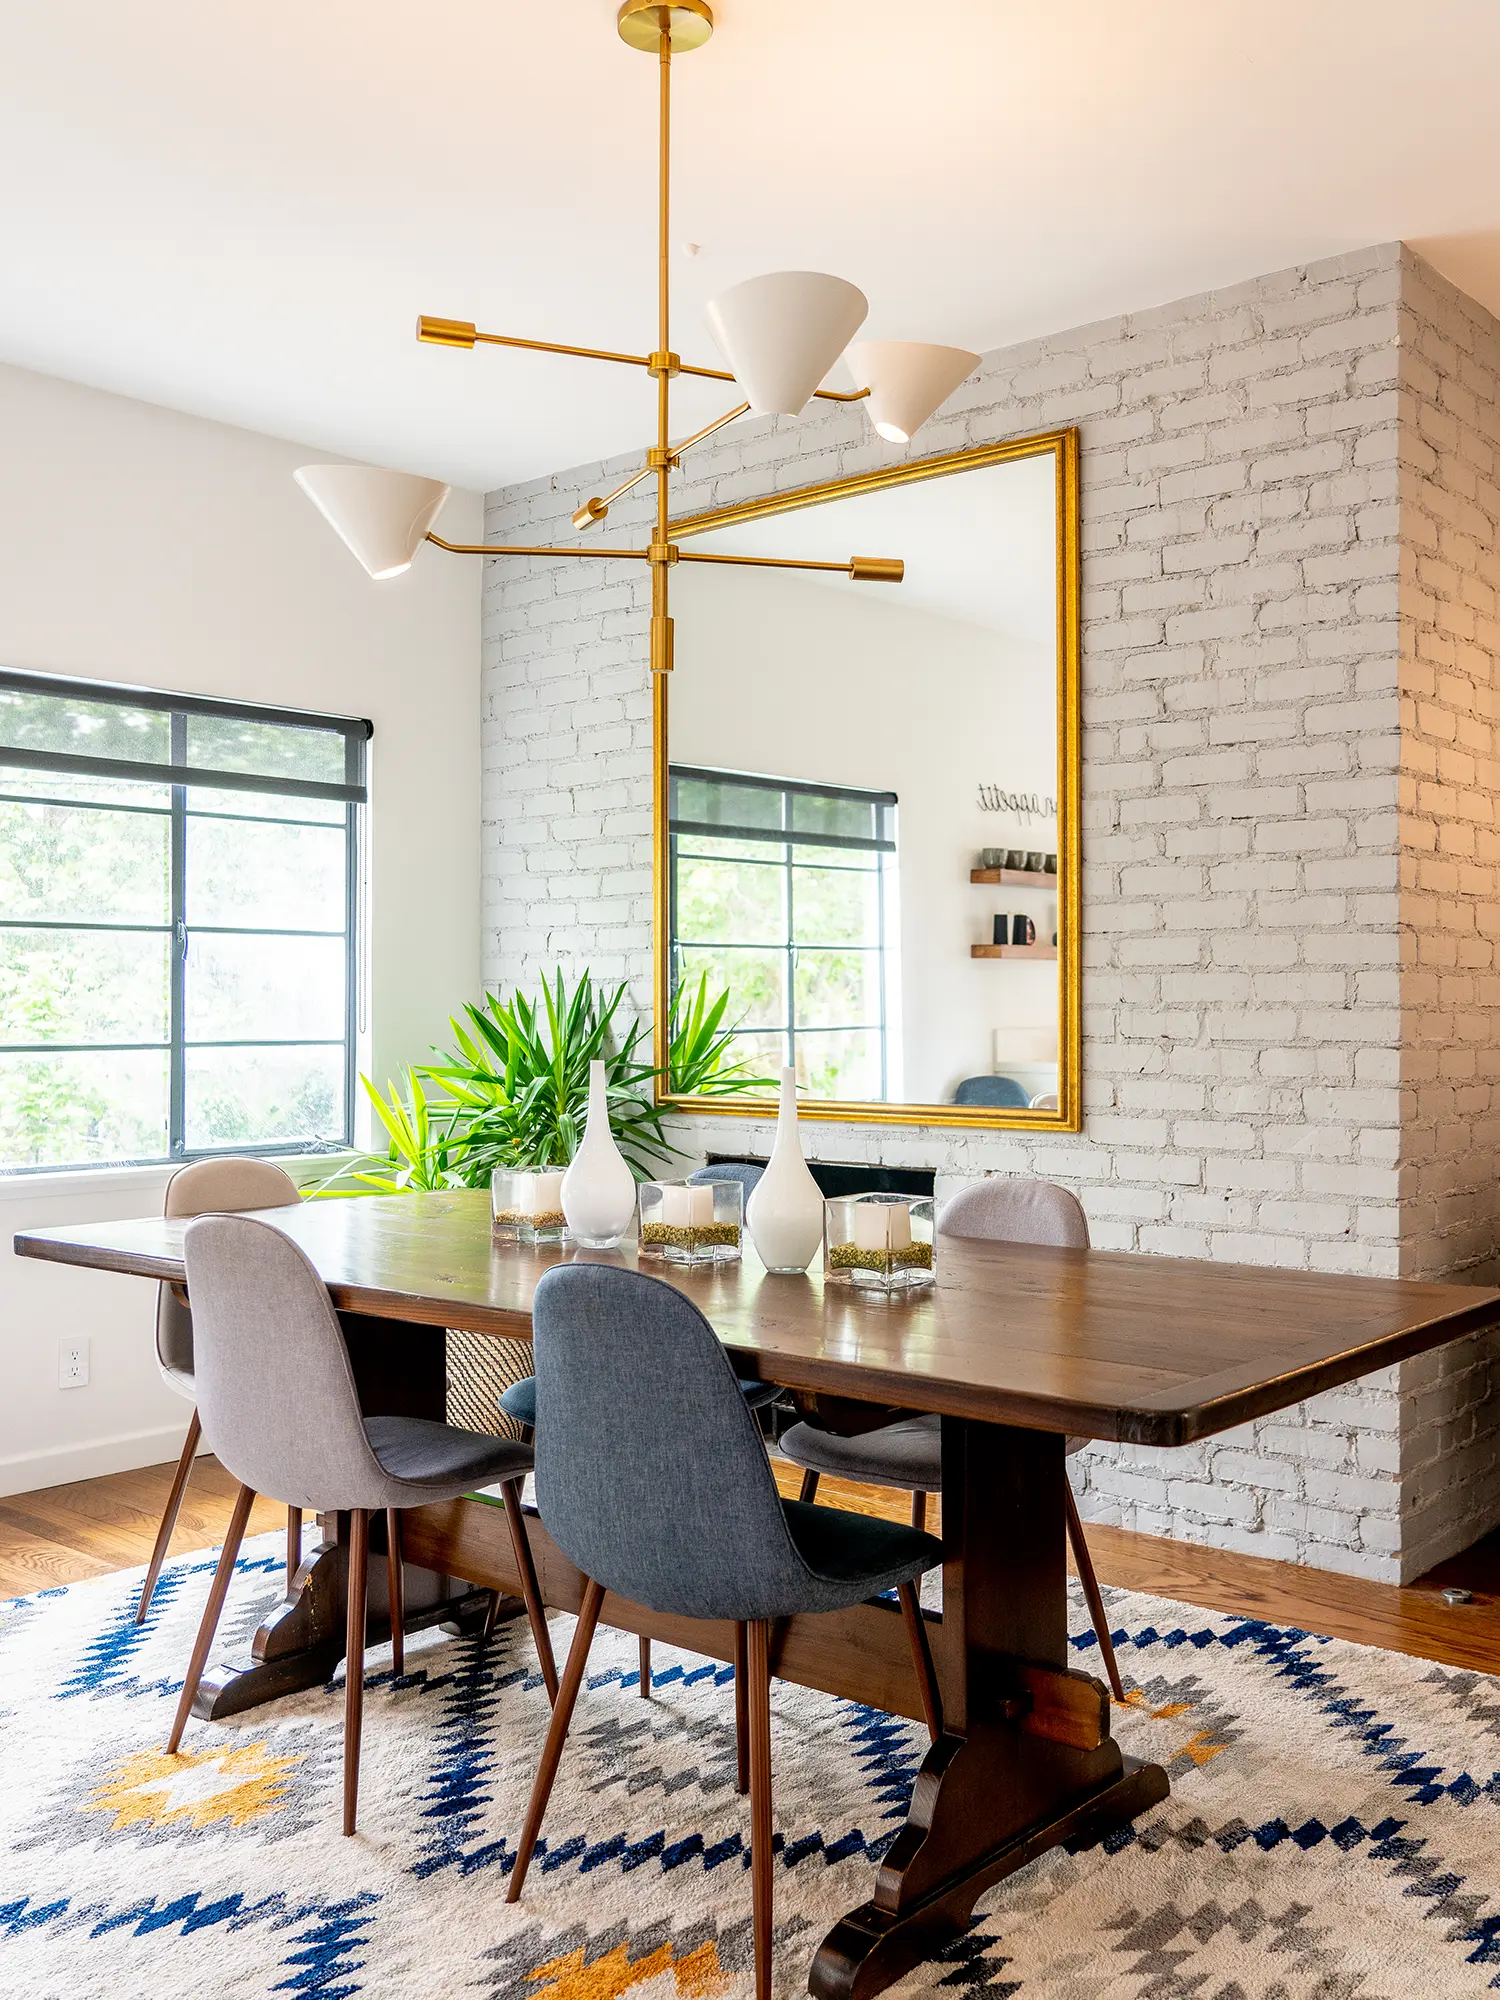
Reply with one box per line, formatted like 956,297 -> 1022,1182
778,1176 -> 1124,1700
953,1073 -> 1030,1108
169,1215 -> 559,1835
504,1263 -> 943,2000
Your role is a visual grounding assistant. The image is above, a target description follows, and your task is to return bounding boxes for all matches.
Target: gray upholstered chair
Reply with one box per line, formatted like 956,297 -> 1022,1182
136,1157 -> 304,1624
779,1175 -> 1124,1700
168,1214 -> 558,1836
505,1264 -> 942,2000
953,1073 -> 1030,1108
688,1160 -> 766,1199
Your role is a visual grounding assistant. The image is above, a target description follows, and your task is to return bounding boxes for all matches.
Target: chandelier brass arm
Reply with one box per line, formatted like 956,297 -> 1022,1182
425,533 -> 651,562
417,316 -> 870,402
676,550 -> 904,583
573,399 -> 752,530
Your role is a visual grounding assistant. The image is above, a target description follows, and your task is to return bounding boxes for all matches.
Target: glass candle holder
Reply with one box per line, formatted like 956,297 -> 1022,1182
823,1193 -> 936,1294
638,1177 -> 744,1265
490,1168 -> 568,1246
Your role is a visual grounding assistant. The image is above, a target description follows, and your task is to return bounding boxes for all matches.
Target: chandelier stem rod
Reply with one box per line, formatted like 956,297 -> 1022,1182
651,21 -> 675,673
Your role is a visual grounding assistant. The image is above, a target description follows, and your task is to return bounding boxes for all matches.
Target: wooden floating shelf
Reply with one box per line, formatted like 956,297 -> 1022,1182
970,868 -> 1058,887
971,944 -> 1059,960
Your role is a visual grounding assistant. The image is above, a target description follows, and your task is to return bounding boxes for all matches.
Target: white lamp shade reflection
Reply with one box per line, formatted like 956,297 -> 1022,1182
704,271 -> 868,415
293,465 -> 452,579
848,341 -> 981,444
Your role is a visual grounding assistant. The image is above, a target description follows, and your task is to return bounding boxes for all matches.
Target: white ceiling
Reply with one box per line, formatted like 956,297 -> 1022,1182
3,0 -> 1499,492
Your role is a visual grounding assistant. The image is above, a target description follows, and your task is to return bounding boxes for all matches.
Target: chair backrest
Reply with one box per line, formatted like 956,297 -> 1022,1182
952,1074 -> 1030,1109
937,1175 -> 1089,1249
182,1213 -> 391,1512
157,1158 -> 302,1382
689,1161 -> 765,1198
531,1262 -> 817,1621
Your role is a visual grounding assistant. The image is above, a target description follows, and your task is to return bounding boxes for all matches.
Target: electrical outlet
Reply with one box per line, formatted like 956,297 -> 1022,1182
58,1340 -> 89,1390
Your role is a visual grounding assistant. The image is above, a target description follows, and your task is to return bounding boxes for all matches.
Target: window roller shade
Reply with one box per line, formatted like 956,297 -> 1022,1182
0,670 -> 371,804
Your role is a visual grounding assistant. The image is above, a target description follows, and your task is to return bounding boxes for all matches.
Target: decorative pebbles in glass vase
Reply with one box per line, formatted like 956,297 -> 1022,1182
491,1168 -> 568,1246
823,1192 -> 936,1294
638,1178 -> 743,1265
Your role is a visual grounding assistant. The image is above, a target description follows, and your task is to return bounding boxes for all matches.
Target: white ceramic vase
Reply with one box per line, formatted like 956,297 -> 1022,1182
746,1067 -> 824,1274
561,1059 -> 636,1249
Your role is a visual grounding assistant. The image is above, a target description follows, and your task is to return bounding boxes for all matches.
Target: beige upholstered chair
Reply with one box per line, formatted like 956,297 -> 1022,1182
778,1175 -> 1125,1700
135,1157 -> 303,1623
170,1213 -> 554,1835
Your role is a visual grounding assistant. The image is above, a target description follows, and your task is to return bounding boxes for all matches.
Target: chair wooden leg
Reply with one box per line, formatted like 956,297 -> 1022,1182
286,1506 -> 303,1596
1065,1479 -> 1124,1701
166,1479 -> 255,1753
733,1621 -> 750,1796
747,1619 -> 774,2000
482,1590 -> 502,1641
500,1477 -> 559,1703
385,1508 -> 405,1679
910,1490 -> 927,1532
798,1468 -> 820,1504
137,1408 -> 202,1624
507,1576 -> 605,1903
897,1579 -> 943,1743
344,1507 -> 370,1836
638,1634 -> 652,1699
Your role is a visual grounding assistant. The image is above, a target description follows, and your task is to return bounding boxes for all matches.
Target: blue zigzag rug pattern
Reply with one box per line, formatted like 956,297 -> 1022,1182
1,1531 -> 1498,1998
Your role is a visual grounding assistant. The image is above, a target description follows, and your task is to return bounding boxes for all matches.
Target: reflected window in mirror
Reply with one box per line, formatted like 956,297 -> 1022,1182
669,767 -> 900,1100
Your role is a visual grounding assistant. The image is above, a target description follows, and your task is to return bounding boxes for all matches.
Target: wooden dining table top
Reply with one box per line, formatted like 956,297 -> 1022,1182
17,1188 -> 1500,1448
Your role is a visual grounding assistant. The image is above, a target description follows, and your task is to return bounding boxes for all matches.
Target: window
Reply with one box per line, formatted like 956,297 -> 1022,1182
669,765 -> 898,1101
0,669 -> 368,1171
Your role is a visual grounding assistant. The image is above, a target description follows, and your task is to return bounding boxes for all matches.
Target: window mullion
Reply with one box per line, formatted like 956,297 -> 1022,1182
168,713 -> 187,1157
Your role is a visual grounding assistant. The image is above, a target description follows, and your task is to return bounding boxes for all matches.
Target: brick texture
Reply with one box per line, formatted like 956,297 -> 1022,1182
481,241 -> 1498,1582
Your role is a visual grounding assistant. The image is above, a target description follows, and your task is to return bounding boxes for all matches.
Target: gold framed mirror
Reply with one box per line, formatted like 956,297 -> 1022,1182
652,426 -> 1081,1132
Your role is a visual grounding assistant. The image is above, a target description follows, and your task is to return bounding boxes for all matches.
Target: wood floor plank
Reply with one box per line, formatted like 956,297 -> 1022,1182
2,1454 -> 1496,1677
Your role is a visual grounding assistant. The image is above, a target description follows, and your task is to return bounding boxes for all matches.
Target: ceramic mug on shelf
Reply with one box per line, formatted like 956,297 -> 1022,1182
1005,849 -> 1025,869
1044,852 -> 1057,873
1024,851 -> 1045,872
980,847 -> 1004,868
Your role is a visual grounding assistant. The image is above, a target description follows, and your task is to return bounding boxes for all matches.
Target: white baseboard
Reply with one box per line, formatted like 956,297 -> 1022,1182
0,1422 -> 207,1500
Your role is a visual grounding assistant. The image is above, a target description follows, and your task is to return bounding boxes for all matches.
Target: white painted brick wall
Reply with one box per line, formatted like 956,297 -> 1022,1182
480,240 -> 1497,1583
1392,247 -> 1500,1574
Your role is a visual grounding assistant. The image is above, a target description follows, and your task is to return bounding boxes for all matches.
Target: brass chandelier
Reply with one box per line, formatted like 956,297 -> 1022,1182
294,0 -> 980,674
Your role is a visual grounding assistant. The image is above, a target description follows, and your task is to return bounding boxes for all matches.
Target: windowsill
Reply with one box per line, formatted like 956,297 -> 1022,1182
0,1151 -> 361,1205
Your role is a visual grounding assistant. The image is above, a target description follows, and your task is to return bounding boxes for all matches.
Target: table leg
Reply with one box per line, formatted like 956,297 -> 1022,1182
810,1420 -> 1168,2000
189,1314 -> 497,1721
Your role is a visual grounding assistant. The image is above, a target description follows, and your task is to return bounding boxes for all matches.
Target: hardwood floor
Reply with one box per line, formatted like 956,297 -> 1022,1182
1,1453 -> 1495,1677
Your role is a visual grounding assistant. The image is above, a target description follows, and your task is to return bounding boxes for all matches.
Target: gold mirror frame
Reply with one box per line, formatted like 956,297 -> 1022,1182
652,426 -> 1082,1132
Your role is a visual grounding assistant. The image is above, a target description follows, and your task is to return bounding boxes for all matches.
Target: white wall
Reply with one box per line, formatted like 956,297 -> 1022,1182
670,561 -> 1059,1103
0,361 -> 482,1496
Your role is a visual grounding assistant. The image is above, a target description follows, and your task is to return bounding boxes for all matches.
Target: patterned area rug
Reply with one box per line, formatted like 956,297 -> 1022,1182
2,1532 -> 1498,1998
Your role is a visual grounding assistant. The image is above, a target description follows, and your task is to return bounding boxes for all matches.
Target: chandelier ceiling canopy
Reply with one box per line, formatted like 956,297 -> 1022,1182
297,0 -> 980,674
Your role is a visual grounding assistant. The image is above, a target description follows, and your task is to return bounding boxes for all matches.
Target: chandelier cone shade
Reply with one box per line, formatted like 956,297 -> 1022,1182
294,465 -> 452,579
704,272 -> 869,416
849,341 -> 983,445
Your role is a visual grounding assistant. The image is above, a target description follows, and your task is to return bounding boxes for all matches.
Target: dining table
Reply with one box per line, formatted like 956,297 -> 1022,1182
15,1188 -> 1500,2000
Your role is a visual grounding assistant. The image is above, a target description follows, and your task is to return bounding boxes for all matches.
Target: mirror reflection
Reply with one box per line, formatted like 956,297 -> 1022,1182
660,436 -> 1076,1124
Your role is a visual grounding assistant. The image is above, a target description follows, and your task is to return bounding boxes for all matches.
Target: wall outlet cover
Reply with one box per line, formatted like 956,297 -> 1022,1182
58,1340 -> 90,1390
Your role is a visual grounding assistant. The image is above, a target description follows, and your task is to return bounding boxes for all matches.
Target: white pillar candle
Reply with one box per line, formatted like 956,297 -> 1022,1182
851,1201 -> 912,1252
521,1170 -> 565,1217
659,1183 -> 714,1228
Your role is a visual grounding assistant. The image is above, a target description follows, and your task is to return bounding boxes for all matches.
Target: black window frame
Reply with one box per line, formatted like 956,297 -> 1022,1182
0,667 -> 370,1173
668,763 -> 897,1097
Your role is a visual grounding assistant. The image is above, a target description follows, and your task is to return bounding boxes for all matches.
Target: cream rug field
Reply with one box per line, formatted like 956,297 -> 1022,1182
1,1531 -> 1497,1998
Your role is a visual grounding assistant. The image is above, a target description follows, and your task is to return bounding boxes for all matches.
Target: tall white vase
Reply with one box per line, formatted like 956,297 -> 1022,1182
746,1067 -> 824,1274
561,1059 -> 636,1249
